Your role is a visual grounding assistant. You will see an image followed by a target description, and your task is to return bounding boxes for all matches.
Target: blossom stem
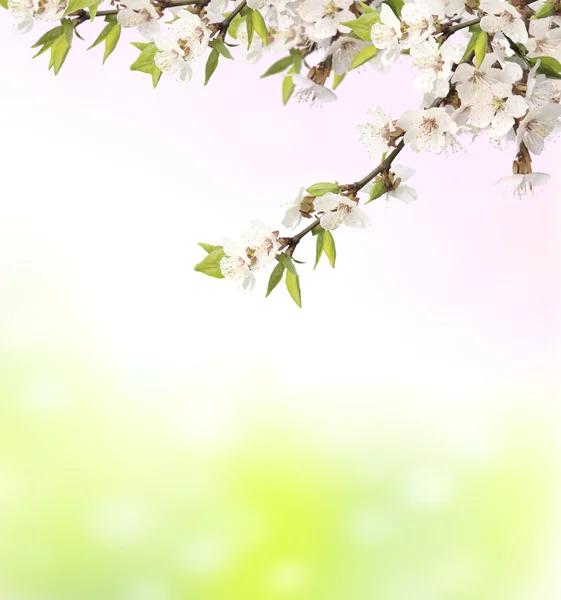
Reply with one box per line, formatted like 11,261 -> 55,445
217,0 -> 247,34
73,0 -> 210,18
442,17 -> 482,36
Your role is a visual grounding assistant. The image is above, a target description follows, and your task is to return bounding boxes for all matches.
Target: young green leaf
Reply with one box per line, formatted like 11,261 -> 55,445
306,182 -> 340,196
266,262 -> 285,297
277,253 -> 298,275
323,230 -> 336,268
198,243 -> 222,254
205,47 -> 220,85
252,8 -> 268,46
64,0 -> 97,15
314,229 -> 325,269
32,25 -> 65,49
282,75 -> 295,105
89,0 -> 100,20
212,38 -> 233,59
290,49 -> 303,74
530,56 -> 561,78
459,30 -> 479,64
0,0 -> 8,9
384,0 -> 404,17
474,31 -> 488,69
533,1 -> 555,18
285,270 -> 302,308
365,179 -> 388,204
245,9 -> 254,48
340,12 -> 380,41
261,55 -> 293,78
194,247 -> 225,279
349,44 -> 378,70
129,42 -> 163,87
332,72 -> 345,90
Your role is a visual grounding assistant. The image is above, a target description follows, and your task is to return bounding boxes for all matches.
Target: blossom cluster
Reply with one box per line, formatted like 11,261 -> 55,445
3,0 -> 561,306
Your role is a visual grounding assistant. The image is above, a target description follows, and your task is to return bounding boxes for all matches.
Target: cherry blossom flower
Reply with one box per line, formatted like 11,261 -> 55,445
469,89 -> 528,138
480,0 -> 528,44
398,107 -> 458,154
171,10 -> 211,59
117,0 -> 160,39
497,172 -> 551,198
242,221 -> 280,270
292,75 -> 337,105
411,37 -> 460,98
282,188 -> 307,230
314,193 -> 370,230
219,239 -> 255,291
325,38 -> 371,75
516,104 -> 561,154
297,0 -> 354,41
356,106 -> 395,159
370,4 -> 402,66
526,18 -> 561,60
153,33 -> 193,82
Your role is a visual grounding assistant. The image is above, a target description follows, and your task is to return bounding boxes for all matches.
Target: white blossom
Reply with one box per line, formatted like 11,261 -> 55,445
469,89 -> 528,138
398,107 -> 458,154
314,193 -> 370,230
480,0 -> 528,44
516,103 -> 561,154
282,188 -> 306,230
117,0 -> 160,39
497,172 -> 551,198
220,239 -> 256,291
356,106 -> 395,159
292,75 -> 337,105
297,0 -> 354,41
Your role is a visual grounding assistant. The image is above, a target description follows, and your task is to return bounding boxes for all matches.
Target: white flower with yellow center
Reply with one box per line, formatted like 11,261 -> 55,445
171,10 -> 211,60
356,106 -> 395,159
398,107 -> 458,154
219,239 -> 255,291
297,0 -> 354,41
480,0 -> 528,44
117,0 -> 160,39
370,4 -> 402,66
516,104 -> 561,155
469,89 -> 528,137
314,193 -> 370,230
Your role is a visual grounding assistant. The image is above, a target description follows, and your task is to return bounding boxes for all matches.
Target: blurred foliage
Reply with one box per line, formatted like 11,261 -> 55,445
0,345 -> 558,600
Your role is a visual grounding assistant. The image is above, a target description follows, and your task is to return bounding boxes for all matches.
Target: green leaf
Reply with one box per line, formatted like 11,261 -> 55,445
359,1 -> 375,13
306,182 -> 340,196
261,55 -> 293,78
349,44 -> 378,70
365,179 -> 387,204
64,0 -> 97,15
205,47 -> 220,85
340,12 -> 380,42
460,30 -> 479,64
285,270 -> 302,308
383,0 -> 404,17
88,0 -> 100,20
277,253 -> 298,275
198,243 -> 222,254
282,75 -> 294,105
32,25 -> 65,48
314,229 -> 325,269
51,32 -> 71,75
0,0 -> 7,9
314,229 -> 336,268
245,9 -> 254,49
103,23 -> 121,64
212,37 -> 233,59
290,49 -> 303,74
332,72 -> 345,90
474,31 -> 488,69
533,1 -> 555,18
130,41 -> 158,72
194,247 -> 225,279
130,42 -> 163,87
252,8 -> 268,46
323,230 -> 336,268
530,56 -> 561,78
265,262 -> 285,297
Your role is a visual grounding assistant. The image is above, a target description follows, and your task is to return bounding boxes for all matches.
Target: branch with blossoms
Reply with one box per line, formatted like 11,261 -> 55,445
3,0 -> 561,305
